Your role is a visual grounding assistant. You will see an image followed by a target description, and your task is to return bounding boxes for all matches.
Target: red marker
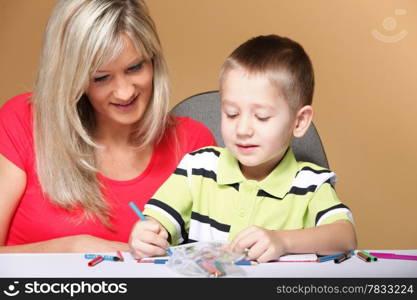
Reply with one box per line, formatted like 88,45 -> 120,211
116,251 -> 124,262
88,255 -> 104,267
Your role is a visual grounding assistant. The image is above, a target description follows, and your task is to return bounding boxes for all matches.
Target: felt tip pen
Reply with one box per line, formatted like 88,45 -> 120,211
84,254 -> 120,261
369,252 -> 417,261
137,259 -> 169,264
116,250 -> 124,262
88,256 -> 104,267
359,250 -> 378,261
129,201 -> 173,256
235,260 -> 258,266
317,253 -> 345,262
356,251 -> 371,262
334,252 -> 352,264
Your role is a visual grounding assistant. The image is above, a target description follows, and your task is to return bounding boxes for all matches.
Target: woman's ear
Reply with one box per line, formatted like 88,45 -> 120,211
293,105 -> 314,138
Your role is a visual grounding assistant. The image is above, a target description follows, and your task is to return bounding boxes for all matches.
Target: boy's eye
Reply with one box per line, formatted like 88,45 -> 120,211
256,116 -> 270,121
93,75 -> 109,82
225,112 -> 238,119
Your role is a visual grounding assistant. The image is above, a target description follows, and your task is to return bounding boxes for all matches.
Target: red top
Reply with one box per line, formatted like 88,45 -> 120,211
0,93 -> 216,245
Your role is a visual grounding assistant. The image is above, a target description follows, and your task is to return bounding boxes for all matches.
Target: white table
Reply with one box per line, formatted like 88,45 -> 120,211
1,250 -> 416,278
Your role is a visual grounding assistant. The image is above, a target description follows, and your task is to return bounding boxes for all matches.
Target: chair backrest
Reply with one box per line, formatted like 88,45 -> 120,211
171,91 -> 330,169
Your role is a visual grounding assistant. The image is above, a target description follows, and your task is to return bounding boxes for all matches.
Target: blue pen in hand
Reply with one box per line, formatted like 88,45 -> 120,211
129,201 -> 173,256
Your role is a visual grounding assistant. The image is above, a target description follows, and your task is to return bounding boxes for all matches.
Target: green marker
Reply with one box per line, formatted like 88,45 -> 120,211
359,250 -> 378,261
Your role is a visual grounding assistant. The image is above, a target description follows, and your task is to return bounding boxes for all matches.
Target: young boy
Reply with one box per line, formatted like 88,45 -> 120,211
129,35 -> 357,262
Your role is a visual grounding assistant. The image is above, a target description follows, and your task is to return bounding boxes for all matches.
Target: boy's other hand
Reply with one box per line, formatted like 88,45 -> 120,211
228,225 -> 287,263
128,217 -> 169,259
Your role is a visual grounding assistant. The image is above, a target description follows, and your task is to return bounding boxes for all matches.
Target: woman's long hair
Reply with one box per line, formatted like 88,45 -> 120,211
32,0 -> 171,227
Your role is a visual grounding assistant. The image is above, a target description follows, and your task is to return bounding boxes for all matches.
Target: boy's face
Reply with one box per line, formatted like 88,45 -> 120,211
220,68 -> 296,180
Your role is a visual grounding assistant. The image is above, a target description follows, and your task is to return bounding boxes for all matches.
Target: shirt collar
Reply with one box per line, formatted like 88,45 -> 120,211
217,147 -> 299,199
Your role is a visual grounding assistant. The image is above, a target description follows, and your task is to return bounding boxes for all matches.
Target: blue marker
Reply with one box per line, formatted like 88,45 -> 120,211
318,250 -> 354,262
84,254 -> 121,261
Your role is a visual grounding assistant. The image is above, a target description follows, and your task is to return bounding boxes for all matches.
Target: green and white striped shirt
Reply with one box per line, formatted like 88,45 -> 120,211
143,146 -> 353,245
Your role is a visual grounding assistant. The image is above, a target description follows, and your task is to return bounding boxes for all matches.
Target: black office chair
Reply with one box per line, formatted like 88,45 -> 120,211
171,91 -> 330,169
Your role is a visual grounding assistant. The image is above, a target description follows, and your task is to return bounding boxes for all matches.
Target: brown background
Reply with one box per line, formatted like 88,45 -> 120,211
0,0 -> 416,249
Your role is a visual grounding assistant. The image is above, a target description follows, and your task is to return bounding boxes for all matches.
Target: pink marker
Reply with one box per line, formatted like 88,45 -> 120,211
369,252 -> 417,261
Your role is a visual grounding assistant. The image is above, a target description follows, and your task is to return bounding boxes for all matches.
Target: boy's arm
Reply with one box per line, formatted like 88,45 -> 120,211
230,176 -> 357,262
279,219 -> 357,255
142,153 -> 195,245
229,220 -> 356,263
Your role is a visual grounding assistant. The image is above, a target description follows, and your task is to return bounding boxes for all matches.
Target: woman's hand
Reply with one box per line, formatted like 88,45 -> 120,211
228,225 -> 288,263
129,218 -> 170,259
68,235 -> 129,253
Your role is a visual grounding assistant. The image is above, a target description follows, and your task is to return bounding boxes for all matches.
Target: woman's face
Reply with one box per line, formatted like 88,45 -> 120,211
85,34 -> 153,130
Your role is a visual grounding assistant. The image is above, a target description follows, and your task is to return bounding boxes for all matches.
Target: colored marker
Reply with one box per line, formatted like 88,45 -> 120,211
334,252 -> 352,264
317,252 -> 345,262
359,250 -> 378,261
197,260 -> 224,277
137,259 -> 169,264
129,201 -> 173,256
84,254 -> 120,261
356,251 -> 371,262
116,250 -> 124,262
235,260 -> 258,266
88,256 -> 104,267
129,201 -> 147,221
369,252 -> 417,261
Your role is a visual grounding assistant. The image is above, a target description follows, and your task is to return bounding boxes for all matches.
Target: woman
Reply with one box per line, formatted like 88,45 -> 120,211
0,0 -> 215,252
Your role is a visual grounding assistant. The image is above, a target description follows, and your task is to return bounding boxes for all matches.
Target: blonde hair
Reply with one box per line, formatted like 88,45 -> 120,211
32,0 -> 171,226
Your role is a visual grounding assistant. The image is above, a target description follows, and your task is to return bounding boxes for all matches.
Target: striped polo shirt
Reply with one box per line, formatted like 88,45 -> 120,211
143,146 -> 353,245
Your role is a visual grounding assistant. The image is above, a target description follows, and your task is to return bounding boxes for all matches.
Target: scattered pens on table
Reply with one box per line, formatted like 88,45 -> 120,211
129,201 -> 173,256
88,256 -> 104,267
137,258 -> 260,266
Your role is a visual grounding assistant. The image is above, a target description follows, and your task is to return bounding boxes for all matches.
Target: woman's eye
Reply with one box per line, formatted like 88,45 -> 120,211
93,75 -> 109,82
128,62 -> 143,72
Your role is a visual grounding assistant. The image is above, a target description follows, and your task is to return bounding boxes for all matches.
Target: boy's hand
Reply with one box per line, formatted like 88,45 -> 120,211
129,217 -> 170,259
228,225 -> 287,263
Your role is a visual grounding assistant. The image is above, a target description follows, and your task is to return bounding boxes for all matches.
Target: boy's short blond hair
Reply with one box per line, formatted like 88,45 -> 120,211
220,34 -> 314,111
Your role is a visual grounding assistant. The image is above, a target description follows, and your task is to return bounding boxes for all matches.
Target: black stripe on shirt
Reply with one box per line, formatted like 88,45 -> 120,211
287,185 -> 318,196
228,183 -> 240,192
295,166 -> 332,176
191,211 -> 231,233
257,189 -> 282,200
189,147 -> 220,157
147,198 -> 189,243
192,168 -> 217,181
315,203 -> 350,226
174,168 -> 187,177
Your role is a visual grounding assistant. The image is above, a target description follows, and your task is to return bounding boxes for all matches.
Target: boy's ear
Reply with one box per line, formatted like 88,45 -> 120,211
293,105 -> 314,138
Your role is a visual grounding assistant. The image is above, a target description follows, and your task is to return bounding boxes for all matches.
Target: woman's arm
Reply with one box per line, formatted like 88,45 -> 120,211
0,153 -> 26,249
0,154 -> 129,253
1,235 -> 129,253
